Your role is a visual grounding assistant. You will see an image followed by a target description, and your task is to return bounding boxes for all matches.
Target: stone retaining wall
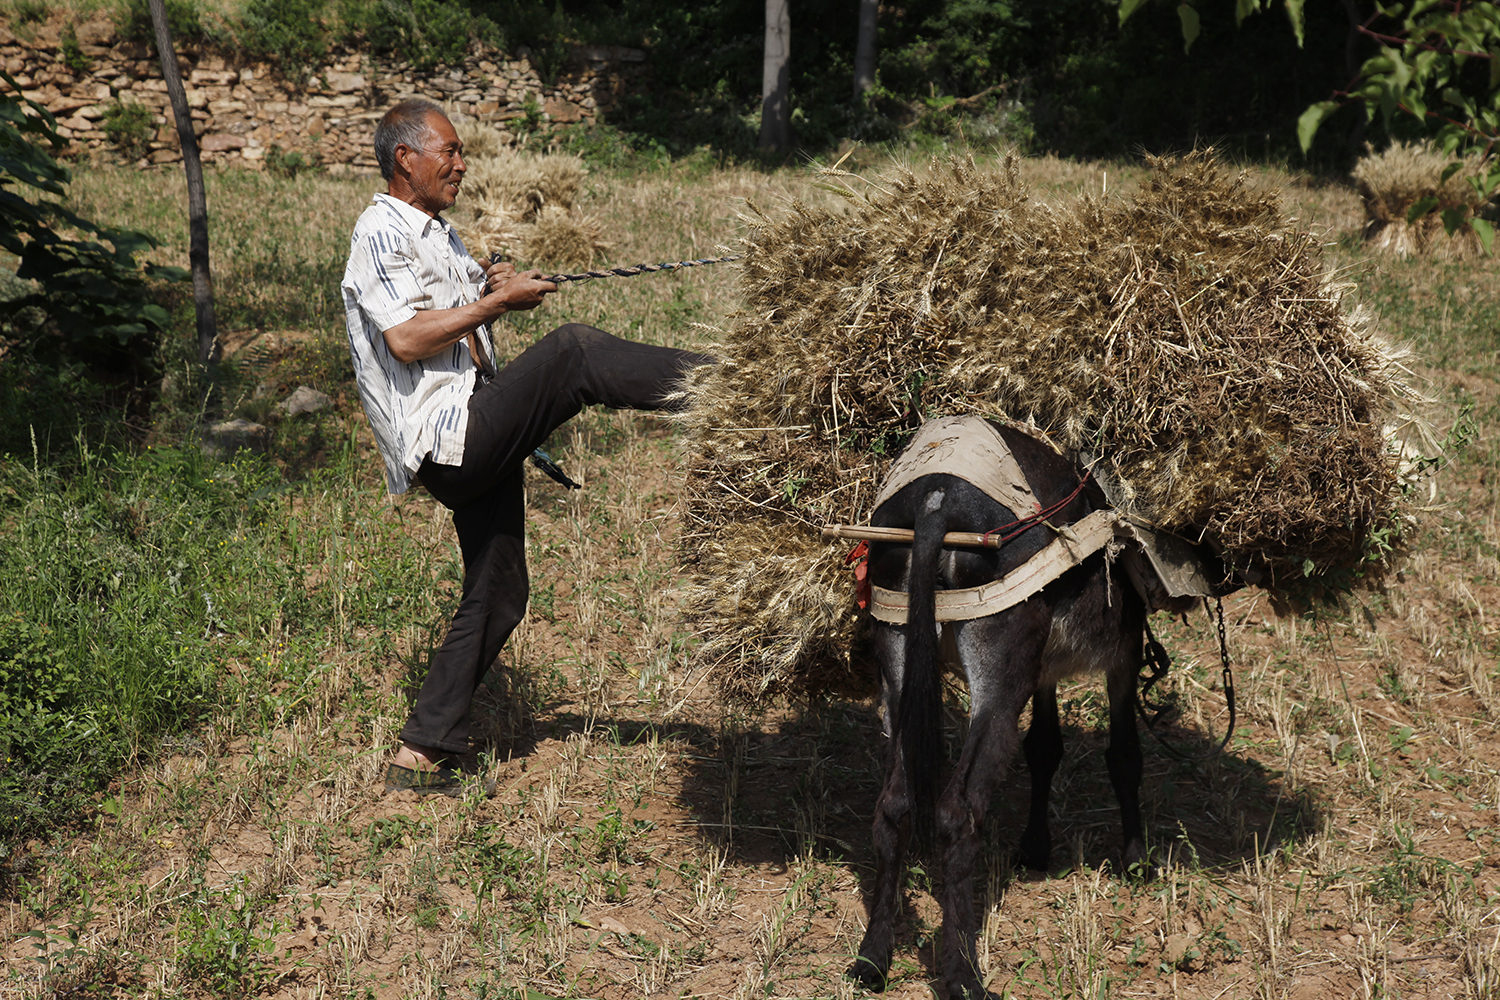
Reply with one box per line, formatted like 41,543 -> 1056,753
1,16 -> 648,170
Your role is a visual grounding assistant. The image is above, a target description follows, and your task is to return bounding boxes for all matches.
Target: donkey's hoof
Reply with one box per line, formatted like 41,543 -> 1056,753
846,953 -> 888,992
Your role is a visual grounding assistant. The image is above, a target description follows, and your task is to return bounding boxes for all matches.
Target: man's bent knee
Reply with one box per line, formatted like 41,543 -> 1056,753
545,322 -> 610,354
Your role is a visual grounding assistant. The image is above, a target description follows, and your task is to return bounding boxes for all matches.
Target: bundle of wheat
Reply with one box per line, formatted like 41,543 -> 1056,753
1351,140 -> 1494,257
460,149 -> 587,221
451,210 -> 525,263
451,114 -> 508,161
448,118 -> 607,268
676,150 -> 1429,703
520,205 -> 611,269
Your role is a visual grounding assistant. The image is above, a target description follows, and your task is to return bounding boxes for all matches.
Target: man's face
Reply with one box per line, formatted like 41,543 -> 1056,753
397,113 -> 466,216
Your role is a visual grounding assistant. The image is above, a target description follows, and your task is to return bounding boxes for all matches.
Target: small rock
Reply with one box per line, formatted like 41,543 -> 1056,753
75,20 -> 116,47
325,71 -> 366,93
1163,933 -> 1194,965
597,915 -> 631,935
201,418 -> 269,458
544,97 -> 582,123
201,133 -> 247,152
279,386 -> 331,416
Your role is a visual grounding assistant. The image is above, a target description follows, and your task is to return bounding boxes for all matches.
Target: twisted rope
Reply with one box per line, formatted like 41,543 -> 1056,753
490,252 -> 741,284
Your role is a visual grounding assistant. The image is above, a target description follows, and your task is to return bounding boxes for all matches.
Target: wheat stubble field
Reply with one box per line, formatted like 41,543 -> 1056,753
2,150 -> 1498,1000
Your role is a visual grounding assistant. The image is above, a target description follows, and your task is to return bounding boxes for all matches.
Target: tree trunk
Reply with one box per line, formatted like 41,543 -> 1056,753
759,0 -> 792,155
853,0 -> 877,101
148,0 -> 218,368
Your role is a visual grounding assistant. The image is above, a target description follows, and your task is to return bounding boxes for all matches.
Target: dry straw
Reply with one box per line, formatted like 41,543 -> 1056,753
449,116 -> 608,267
676,150 -> 1429,703
1351,140 -> 1495,257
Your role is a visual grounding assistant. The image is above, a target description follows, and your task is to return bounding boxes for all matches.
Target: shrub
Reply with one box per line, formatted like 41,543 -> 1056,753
553,123 -> 670,172
238,0 -> 331,83
100,99 -> 155,162
9,0 -> 46,23
114,0 -> 209,44
0,442 -> 284,839
264,144 -> 317,179
60,25 -> 90,73
340,0 -> 493,72
1,76 -> 185,375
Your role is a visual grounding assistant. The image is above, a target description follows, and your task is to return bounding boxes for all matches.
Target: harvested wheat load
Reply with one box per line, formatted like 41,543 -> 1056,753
521,205 -> 611,269
453,204 -> 611,270
676,150 -> 1428,703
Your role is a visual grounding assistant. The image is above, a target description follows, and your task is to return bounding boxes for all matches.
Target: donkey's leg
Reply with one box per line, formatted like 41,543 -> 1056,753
1105,658 -> 1149,874
850,623 -> 910,991
1015,686 -> 1061,871
936,614 -> 1044,1000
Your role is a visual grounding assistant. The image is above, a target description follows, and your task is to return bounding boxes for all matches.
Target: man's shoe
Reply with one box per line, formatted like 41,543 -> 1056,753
384,762 -> 494,798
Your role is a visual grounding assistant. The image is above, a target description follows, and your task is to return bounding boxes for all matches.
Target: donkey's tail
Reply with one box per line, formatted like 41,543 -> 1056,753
899,488 -> 947,852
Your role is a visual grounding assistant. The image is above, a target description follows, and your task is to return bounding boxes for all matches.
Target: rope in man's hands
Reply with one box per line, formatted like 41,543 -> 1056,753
488,251 -> 741,284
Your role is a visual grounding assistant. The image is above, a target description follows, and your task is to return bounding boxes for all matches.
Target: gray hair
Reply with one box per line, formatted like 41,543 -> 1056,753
374,98 -> 446,181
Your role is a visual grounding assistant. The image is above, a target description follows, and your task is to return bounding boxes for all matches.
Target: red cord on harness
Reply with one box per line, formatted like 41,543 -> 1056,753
980,469 -> 1094,547
845,540 -> 871,609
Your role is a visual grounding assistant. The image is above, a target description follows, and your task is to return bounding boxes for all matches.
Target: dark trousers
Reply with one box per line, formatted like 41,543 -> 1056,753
406,323 -> 710,755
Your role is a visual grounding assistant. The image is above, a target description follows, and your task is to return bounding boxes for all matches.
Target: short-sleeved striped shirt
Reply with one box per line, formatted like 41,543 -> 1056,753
341,193 -> 496,494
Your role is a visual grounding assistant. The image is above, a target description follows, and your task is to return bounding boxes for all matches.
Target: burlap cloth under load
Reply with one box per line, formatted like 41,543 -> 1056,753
872,416 -> 1041,515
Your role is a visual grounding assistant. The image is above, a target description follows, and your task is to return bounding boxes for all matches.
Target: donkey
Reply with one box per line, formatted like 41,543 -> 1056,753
845,417 -> 1157,1000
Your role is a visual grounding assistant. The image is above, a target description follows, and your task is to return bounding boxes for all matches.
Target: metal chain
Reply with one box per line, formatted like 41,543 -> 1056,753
1215,597 -> 1237,751
1135,597 -> 1237,762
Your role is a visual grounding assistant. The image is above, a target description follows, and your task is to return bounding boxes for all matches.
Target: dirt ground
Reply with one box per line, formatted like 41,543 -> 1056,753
4,162 -> 1499,1000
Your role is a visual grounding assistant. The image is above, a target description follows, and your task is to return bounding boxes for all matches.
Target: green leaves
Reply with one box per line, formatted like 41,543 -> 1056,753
1284,0 -> 1305,48
1121,0 -> 1305,51
1471,217 -> 1496,254
1178,3 -> 1201,53
1297,101 -> 1340,153
1126,0 -> 1496,193
1117,0 -> 1152,26
1406,195 -> 1441,223
1,72 -> 185,364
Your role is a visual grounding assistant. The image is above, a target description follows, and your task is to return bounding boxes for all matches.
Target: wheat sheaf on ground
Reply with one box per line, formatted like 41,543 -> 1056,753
449,116 -> 610,267
1351,139 -> 1495,258
676,150 -> 1427,703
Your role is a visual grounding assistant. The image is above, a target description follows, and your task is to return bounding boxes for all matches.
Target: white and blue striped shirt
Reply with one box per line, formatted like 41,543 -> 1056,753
341,194 -> 495,494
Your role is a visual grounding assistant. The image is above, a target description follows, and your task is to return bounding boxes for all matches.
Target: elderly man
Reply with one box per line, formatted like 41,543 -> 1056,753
342,98 -> 709,794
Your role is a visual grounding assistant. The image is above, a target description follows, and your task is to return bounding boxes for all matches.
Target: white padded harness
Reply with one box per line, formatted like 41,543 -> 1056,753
867,416 -> 1118,625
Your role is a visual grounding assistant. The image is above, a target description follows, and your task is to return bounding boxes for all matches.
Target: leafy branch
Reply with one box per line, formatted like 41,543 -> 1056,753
1,71 -> 186,364
1121,1 -> 1498,252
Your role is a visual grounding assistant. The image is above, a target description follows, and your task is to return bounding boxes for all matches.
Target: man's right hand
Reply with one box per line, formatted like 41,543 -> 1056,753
489,268 -> 557,311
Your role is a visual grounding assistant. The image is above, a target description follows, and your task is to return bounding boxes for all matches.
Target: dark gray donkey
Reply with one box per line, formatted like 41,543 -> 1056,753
845,418 -> 1173,1000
